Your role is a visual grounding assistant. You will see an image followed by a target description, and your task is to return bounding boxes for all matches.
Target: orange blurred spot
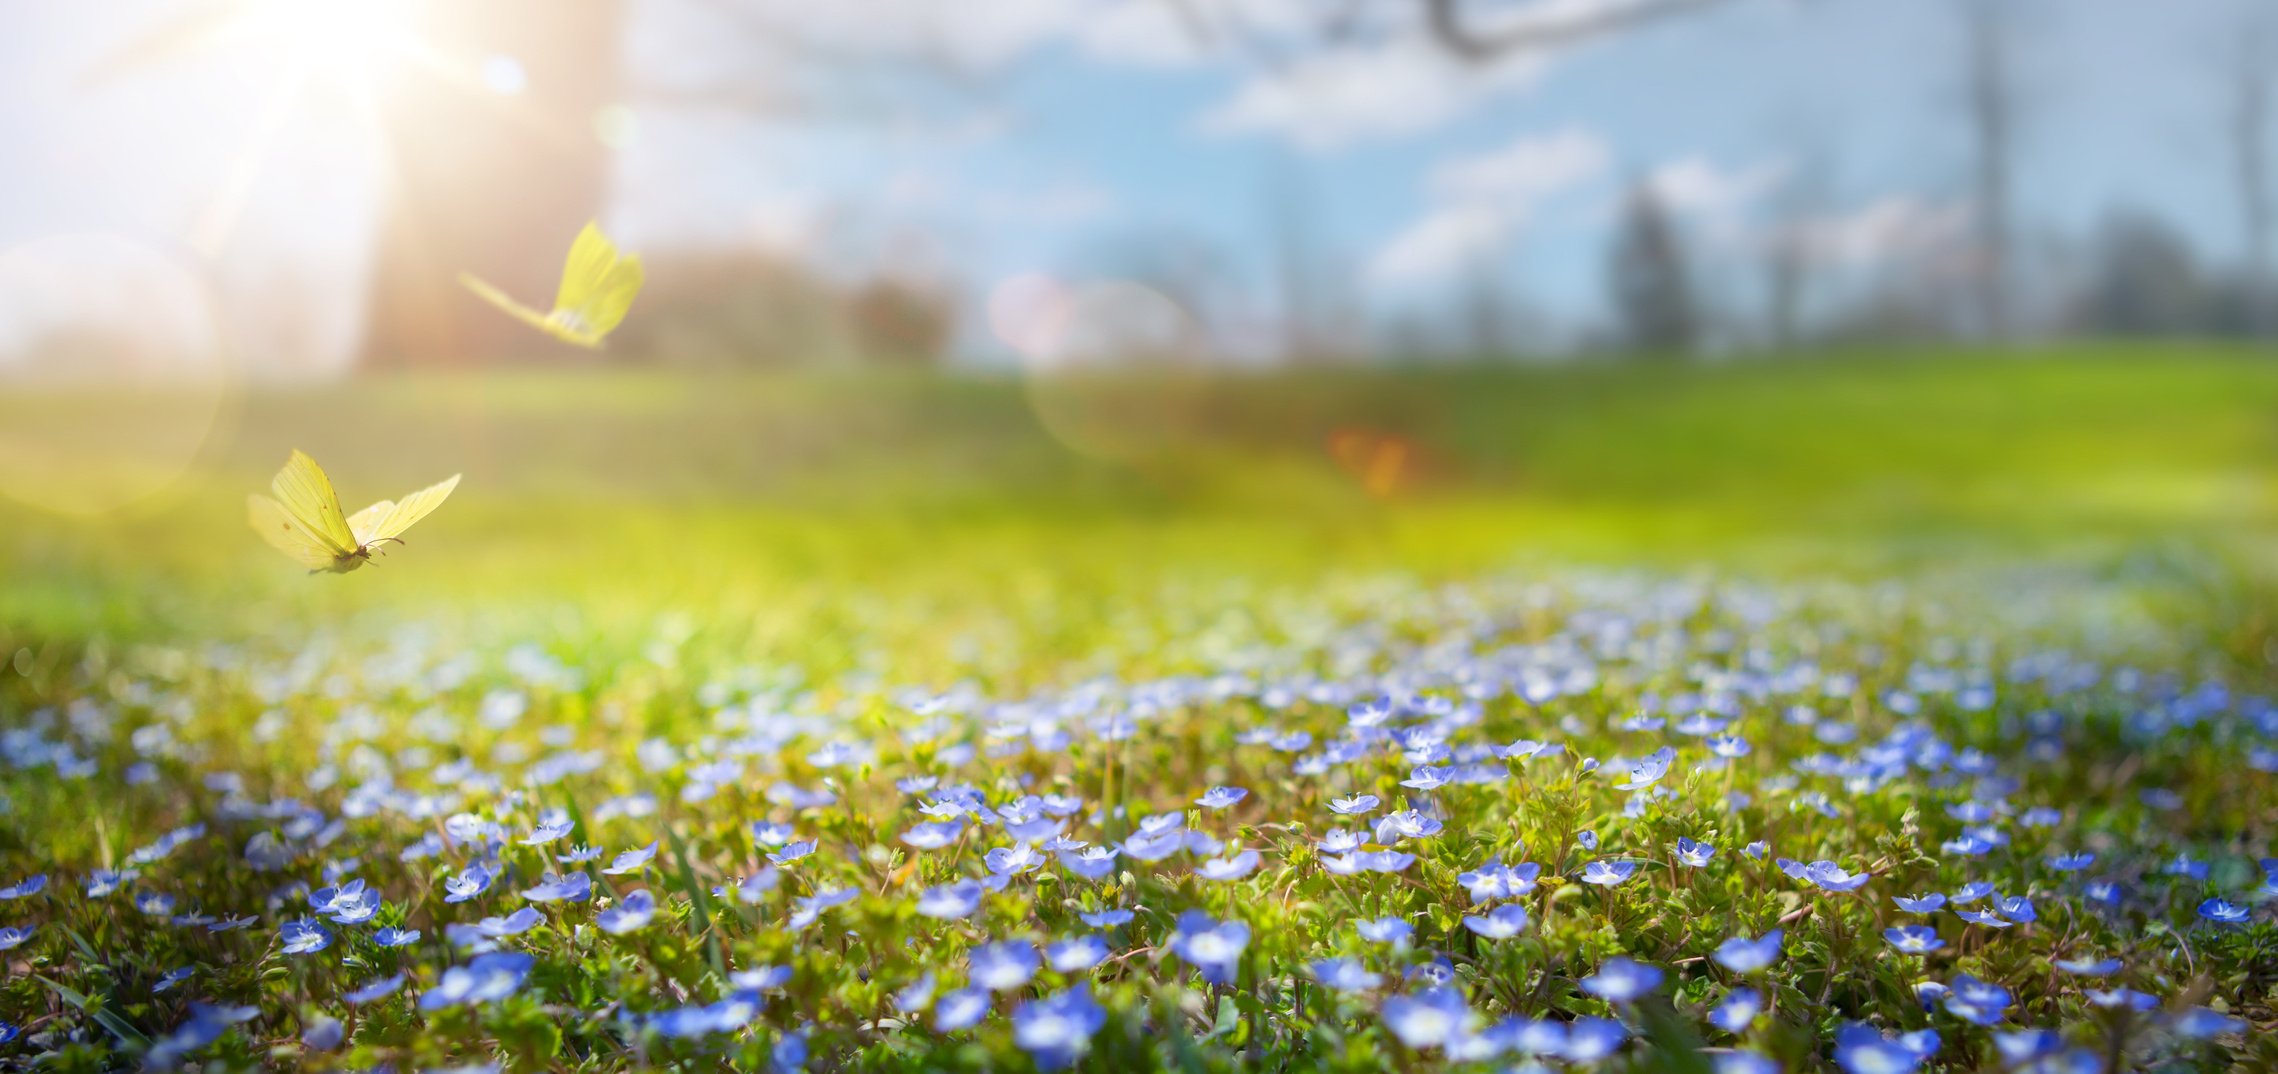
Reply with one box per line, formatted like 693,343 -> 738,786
1327,427 -> 1417,499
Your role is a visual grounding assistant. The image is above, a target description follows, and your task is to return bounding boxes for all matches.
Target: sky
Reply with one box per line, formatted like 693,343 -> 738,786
0,0 -> 2263,373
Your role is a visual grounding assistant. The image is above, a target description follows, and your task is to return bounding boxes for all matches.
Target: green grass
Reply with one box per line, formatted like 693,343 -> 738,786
0,345 -> 2275,1072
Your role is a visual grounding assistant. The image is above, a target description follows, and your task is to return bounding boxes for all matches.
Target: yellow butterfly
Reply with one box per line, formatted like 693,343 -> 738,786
459,222 -> 644,348
247,451 -> 460,574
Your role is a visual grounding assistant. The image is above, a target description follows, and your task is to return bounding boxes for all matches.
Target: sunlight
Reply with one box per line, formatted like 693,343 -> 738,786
240,0 -> 414,86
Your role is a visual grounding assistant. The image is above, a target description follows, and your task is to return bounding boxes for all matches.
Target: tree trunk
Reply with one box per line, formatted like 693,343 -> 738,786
360,0 -> 627,369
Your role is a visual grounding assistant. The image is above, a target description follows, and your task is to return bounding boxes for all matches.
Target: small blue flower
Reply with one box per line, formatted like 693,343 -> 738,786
1168,910 -> 1249,985
1893,892 -> 1947,913
1060,846 -> 1120,881
1078,908 -> 1133,928
1195,786 -> 1247,810
2052,956 -> 2121,976
971,941 -> 1040,991
135,891 -> 176,916
1802,861 -> 1870,892
1011,986 -> 1106,1070
420,951 -> 534,1010
557,845 -> 603,863
2169,1007 -> 2247,1038
1460,903 -> 1530,939
1955,909 -> 2011,928
2196,897 -> 2250,925
1951,881 -> 1997,904
2085,987 -> 2158,1011
1197,850 -> 1260,882
301,1016 -> 344,1051
1885,925 -> 1945,954
1381,987 -> 1473,1049
766,840 -> 817,867
1579,957 -> 1663,1003
1835,1023 -> 1932,1074
520,819 -> 574,846
2048,851 -> 2095,871
918,879 -> 986,920
280,917 -> 331,955
1327,794 -> 1380,816
521,872 -> 591,903
344,972 -> 406,1005
1712,929 -> 1782,973
1045,935 -> 1109,972
443,863 -> 495,904
1310,957 -> 1382,993
0,875 -> 46,900
985,843 -> 1047,876
1356,917 -> 1413,945
1580,860 -> 1638,886
152,965 -> 193,992
1675,838 -> 1716,867
934,987 -> 990,1031
85,869 -> 137,898
1563,1016 -> 1629,1061
1707,987 -> 1762,1033
374,927 -> 422,947
1614,747 -> 1676,790
597,890 -> 658,935
603,841 -> 659,876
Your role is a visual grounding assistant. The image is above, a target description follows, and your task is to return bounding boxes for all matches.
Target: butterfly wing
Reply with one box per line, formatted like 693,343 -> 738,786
347,500 -> 394,547
248,494 -> 343,569
578,252 -> 643,340
553,222 -> 617,313
269,450 -> 357,554
359,474 -> 460,543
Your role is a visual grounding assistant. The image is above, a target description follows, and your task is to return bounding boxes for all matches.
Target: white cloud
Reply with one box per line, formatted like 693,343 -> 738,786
1785,196 -> 1971,267
1200,37 -> 1546,151
1370,128 -> 1612,285
1643,156 -> 1791,242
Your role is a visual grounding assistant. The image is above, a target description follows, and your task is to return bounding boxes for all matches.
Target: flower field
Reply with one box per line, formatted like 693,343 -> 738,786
1,353 -> 2275,1072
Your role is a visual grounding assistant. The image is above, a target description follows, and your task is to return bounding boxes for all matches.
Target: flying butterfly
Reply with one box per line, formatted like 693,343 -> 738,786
459,221 -> 644,348
247,451 -> 460,574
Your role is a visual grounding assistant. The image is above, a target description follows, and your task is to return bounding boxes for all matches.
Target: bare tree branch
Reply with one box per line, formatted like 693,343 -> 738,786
1421,0 -> 1733,61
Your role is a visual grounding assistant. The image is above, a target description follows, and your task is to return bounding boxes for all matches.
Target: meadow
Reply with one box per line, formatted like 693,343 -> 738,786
0,347 -> 2274,1072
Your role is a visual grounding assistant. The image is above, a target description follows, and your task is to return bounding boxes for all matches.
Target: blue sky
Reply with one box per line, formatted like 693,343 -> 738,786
0,0 -> 2262,371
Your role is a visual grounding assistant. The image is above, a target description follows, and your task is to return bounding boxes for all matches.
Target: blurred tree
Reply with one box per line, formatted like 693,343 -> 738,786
2067,210 -> 2216,337
1606,184 -> 1699,357
847,277 -> 955,369
2228,19 -> 2275,339
1958,0 -> 2021,342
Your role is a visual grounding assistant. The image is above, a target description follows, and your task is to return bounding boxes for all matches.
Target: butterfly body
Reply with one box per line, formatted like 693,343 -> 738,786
248,451 -> 459,574
460,222 -> 643,348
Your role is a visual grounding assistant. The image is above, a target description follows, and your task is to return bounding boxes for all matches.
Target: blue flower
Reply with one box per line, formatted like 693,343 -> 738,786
1713,929 -> 1783,973
1563,1017 -> 1629,1062
421,951 -> 534,1010
1614,747 -> 1676,790
1675,838 -> 1717,867
1381,988 -> 1473,1049
1943,973 -> 2012,1025
443,863 -> 494,904
2169,1007 -> 2247,1038
894,972 -> 936,1012
917,879 -> 984,920
135,891 -> 176,916
1835,1022 -> 1934,1074
521,872 -> 591,903
971,941 -> 1040,991
374,927 -> 422,947
1802,861 -> 1870,892
1885,925 -> 1944,953
1045,935 -> 1109,972
1168,910 -> 1249,985
602,842 -> 658,875
934,987 -> 990,1031
1327,794 -> 1380,816
2052,956 -> 2121,976
85,869 -> 137,898
597,890 -> 658,935
1716,1051 -> 1779,1074
0,875 -> 46,900
767,840 -> 817,867
1461,903 -> 1530,939
2085,988 -> 2158,1011
1708,987 -> 1762,1033
1078,908 -> 1133,928
985,843 -> 1046,876
1951,881 -> 1997,904
1955,909 -> 2012,928
1579,957 -> 1663,1003
1580,860 -> 1638,886
1893,892 -> 1947,913
1060,846 -> 1120,881
520,818 -> 574,846
280,917 -> 331,955
1011,986 -> 1106,1070
1356,917 -> 1413,945
301,1016 -> 344,1051
2196,897 -> 2249,924
344,973 -> 406,1005
153,965 -> 193,992
1310,957 -> 1382,992
1197,850 -> 1261,882
2048,851 -> 2095,871
1195,786 -> 1247,810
